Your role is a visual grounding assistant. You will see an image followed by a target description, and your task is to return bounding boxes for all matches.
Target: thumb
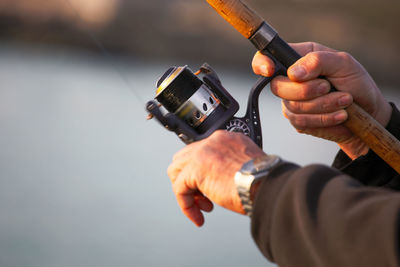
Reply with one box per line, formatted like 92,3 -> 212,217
287,51 -> 362,82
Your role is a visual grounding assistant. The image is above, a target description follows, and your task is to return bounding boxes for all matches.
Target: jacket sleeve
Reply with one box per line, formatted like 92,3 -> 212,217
251,104 -> 400,266
251,163 -> 400,267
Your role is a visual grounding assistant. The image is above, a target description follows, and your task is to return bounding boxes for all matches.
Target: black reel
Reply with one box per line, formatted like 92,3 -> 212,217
145,62 -> 284,148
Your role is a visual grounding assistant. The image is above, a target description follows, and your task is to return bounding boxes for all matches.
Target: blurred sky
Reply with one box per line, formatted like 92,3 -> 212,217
0,0 -> 399,85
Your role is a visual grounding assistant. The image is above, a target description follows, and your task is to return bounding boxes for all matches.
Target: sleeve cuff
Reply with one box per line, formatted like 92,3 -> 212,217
331,103 -> 400,187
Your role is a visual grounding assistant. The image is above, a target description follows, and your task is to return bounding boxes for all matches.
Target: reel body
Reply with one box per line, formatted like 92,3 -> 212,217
146,63 -> 282,148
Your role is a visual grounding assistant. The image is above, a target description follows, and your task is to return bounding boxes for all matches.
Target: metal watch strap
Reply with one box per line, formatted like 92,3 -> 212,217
235,155 -> 282,217
236,178 -> 256,217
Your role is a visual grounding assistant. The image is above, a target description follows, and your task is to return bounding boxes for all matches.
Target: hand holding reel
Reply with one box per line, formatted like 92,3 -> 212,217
146,62 -> 285,148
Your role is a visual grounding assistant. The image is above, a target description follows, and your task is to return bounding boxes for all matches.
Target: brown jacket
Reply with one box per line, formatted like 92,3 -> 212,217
251,104 -> 400,267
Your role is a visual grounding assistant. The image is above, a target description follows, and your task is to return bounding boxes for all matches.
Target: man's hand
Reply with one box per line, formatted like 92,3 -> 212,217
252,42 -> 392,159
167,130 -> 266,227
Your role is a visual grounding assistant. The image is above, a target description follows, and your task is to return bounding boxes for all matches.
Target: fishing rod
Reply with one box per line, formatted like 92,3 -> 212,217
146,0 -> 400,174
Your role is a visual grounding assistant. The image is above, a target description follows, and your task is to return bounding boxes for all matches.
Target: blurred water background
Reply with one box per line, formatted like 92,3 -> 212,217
0,0 -> 399,266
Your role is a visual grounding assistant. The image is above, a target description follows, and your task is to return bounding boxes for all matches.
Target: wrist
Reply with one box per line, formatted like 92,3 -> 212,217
234,154 -> 283,216
339,137 -> 369,160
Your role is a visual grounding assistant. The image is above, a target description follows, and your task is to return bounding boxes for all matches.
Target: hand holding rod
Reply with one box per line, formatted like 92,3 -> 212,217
206,0 -> 400,174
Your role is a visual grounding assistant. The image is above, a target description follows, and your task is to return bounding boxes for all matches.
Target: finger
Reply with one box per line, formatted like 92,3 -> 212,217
283,103 -> 348,129
180,195 -> 205,227
194,194 -> 214,212
252,51 -> 275,77
283,92 -> 353,114
271,76 -> 331,101
287,51 -> 360,82
173,181 -> 205,227
289,42 -> 337,57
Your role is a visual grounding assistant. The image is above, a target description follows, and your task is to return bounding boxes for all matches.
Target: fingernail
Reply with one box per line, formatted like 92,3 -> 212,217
260,65 -> 270,76
334,111 -> 347,123
318,82 -> 330,95
338,95 -> 352,107
289,65 -> 307,79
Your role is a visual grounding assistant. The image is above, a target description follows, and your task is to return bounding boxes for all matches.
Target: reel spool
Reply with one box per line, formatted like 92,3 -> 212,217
146,63 -> 282,148
155,66 -> 226,134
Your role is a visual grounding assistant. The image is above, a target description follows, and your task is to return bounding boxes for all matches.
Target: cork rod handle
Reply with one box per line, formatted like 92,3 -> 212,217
206,0 -> 263,39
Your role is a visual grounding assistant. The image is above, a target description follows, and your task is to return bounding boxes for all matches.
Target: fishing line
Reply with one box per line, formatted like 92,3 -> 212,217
63,0 -> 145,105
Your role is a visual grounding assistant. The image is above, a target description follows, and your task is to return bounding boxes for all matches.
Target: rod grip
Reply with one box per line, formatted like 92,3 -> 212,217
344,104 -> 400,173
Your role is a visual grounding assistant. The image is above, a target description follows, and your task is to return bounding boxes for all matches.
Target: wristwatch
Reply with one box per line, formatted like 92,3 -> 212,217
234,154 -> 282,217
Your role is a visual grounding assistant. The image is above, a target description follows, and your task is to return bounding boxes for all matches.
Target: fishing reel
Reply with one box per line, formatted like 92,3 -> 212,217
145,63 -> 283,148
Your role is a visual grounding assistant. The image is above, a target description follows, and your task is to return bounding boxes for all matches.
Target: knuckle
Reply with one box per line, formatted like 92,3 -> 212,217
285,100 -> 303,113
211,129 -> 223,137
337,51 -> 353,62
210,129 -> 238,144
309,42 -> 334,52
210,129 -> 227,140
306,52 -> 323,69
319,114 -> 334,127
305,41 -> 318,52
304,41 -> 314,49
318,115 -> 327,127
167,165 -> 176,181
288,113 -> 307,129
